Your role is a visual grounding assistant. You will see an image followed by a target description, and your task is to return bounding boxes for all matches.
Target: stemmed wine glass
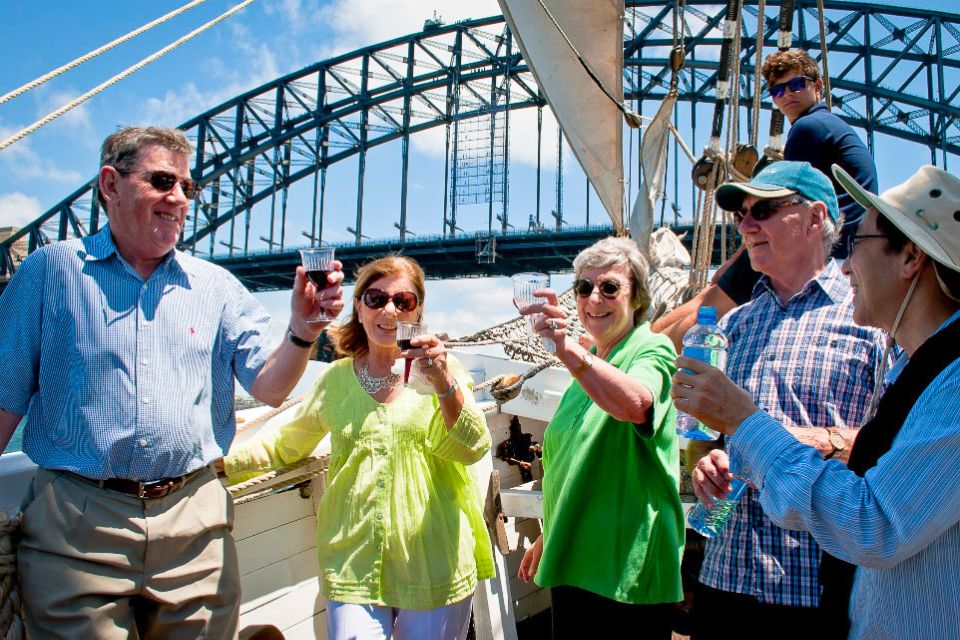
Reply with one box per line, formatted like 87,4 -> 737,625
396,321 -> 429,385
299,247 -> 336,323
512,272 -> 556,353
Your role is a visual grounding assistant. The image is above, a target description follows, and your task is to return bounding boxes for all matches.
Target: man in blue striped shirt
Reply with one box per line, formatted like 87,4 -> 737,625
685,162 -> 885,639
0,127 -> 344,639
674,163 -> 960,639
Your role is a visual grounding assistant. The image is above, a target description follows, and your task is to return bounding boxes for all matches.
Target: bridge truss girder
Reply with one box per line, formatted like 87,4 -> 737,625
3,0 -> 959,288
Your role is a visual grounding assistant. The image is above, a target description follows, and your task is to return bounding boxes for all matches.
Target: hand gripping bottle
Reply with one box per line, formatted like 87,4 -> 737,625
687,471 -> 749,537
675,306 -> 728,440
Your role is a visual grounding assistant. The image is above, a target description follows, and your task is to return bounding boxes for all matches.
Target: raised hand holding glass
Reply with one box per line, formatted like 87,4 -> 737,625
300,247 -> 336,323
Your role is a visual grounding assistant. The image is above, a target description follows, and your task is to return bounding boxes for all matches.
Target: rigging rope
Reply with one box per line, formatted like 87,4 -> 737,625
762,0 -> 796,162
0,0 -> 208,106
751,0 -> 766,149
817,0 -> 833,110
0,0 -> 255,153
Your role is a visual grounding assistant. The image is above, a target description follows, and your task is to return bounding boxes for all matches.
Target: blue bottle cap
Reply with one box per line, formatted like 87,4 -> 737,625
696,306 -> 718,325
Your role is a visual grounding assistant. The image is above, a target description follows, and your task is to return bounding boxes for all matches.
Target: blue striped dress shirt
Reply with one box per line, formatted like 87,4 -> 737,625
0,226 -> 274,480
730,308 -> 960,639
699,259 -> 886,607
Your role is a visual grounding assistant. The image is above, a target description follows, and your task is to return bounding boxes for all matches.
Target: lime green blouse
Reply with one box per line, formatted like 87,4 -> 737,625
535,323 -> 684,604
225,355 -> 495,609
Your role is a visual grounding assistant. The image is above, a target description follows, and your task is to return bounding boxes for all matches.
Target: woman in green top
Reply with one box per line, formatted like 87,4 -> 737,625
517,237 -> 683,638
224,256 -> 494,640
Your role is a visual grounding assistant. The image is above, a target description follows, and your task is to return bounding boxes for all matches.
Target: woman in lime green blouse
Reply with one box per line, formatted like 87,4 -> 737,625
224,256 -> 493,639
516,237 -> 683,639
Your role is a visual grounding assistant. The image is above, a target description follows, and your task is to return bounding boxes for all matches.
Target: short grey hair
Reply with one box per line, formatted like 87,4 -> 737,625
821,206 -> 843,255
98,126 -> 193,206
573,236 -> 651,323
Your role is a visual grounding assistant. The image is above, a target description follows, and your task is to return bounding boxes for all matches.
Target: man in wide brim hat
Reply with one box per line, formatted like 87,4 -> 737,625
672,162 -> 960,640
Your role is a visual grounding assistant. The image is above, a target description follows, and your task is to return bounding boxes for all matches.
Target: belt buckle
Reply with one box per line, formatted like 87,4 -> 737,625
139,480 -> 173,499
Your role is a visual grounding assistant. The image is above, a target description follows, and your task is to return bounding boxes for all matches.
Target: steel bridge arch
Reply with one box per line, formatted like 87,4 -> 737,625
3,0 -> 960,283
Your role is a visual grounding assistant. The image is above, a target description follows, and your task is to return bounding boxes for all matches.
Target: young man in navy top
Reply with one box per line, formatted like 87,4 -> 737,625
655,49 -> 878,347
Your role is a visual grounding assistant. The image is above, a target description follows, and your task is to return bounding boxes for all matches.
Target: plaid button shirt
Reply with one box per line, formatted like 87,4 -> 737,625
698,259 -> 886,607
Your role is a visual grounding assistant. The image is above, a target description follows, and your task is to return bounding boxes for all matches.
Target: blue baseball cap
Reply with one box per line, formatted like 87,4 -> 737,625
715,161 -> 840,222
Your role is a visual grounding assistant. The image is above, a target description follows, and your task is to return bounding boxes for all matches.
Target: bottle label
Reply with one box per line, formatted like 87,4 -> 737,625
682,345 -> 723,373
683,345 -> 713,363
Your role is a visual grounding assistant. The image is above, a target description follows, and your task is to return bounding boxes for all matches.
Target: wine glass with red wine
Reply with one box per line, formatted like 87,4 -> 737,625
299,247 -> 336,322
396,321 -> 428,385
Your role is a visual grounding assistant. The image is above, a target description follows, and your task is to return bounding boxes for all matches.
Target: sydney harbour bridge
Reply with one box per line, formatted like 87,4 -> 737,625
2,0 -> 959,292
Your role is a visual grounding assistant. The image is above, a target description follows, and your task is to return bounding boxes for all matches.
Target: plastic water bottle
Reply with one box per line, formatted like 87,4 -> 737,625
687,475 -> 749,538
676,306 -> 728,440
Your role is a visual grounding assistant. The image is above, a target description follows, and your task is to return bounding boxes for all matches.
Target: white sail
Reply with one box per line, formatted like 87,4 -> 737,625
629,89 -> 678,249
498,0 -> 625,232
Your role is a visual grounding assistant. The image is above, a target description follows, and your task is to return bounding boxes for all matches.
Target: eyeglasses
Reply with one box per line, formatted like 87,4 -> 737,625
845,233 -> 886,257
573,278 -> 626,300
768,76 -> 815,99
361,288 -> 420,312
118,169 -> 201,200
733,196 -> 809,224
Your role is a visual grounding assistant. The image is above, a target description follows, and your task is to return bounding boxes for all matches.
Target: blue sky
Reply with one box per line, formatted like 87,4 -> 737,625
0,0 -> 956,339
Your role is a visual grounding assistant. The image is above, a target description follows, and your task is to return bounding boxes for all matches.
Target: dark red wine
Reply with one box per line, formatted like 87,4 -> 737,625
307,270 -> 332,288
397,338 -> 414,350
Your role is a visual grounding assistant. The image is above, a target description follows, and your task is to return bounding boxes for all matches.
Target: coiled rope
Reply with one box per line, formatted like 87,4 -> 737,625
0,0 -> 208,106
0,512 -> 23,640
0,0 -> 255,153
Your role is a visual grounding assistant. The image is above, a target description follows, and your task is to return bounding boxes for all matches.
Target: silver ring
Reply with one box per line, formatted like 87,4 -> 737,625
426,358 -> 435,367
549,319 -> 557,331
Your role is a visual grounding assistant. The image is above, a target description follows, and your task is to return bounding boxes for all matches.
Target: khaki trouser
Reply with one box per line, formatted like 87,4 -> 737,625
17,467 -> 240,640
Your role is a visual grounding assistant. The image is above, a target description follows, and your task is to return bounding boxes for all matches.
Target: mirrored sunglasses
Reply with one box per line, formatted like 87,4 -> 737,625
732,196 -> 808,224
362,288 -> 420,312
769,76 -> 814,99
120,169 -> 201,200
573,278 -> 625,299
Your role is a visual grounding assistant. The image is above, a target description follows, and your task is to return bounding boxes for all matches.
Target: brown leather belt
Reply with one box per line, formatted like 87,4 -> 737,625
62,466 -> 209,499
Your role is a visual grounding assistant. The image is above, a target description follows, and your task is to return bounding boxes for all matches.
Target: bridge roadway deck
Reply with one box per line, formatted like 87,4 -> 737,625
0,224 -> 733,294
217,224 -> 731,292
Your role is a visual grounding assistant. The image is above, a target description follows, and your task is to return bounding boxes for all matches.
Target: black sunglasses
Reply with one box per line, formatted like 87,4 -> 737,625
769,76 -> 815,99
573,278 -> 625,300
361,288 -> 420,312
845,233 -> 886,257
118,169 -> 201,200
733,196 -> 808,224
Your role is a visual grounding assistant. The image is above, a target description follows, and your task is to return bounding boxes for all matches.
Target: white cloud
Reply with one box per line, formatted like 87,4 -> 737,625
142,83 -> 222,128
0,123 -> 84,184
35,89 -> 97,148
265,0 -> 304,24
316,0 -> 501,58
0,192 -> 43,227
423,277 -> 517,338
409,105 -> 562,169
140,37 -> 284,127
253,275 -> 519,342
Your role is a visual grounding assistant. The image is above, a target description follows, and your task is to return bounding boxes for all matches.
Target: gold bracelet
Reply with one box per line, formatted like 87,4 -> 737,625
570,352 -> 594,378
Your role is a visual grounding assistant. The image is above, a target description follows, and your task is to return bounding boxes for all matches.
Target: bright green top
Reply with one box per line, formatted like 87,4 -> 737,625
225,355 -> 495,609
536,322 -> 684,604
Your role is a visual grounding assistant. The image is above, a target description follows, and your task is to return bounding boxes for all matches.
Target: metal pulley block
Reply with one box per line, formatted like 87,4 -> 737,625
670,46 -> 685,73
754,145 -> 785,176
731,144 -> 759,181
691,150 -> 723,191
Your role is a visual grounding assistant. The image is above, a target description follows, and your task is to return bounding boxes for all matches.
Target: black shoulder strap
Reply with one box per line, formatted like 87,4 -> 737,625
819,315 -> 960,637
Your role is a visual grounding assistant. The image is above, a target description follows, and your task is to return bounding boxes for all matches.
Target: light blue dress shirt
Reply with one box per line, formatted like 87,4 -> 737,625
730,309 -> 960,639
0,226 -> 274,480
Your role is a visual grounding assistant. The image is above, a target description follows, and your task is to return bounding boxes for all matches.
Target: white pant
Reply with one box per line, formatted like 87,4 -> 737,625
326,596 -> 473,640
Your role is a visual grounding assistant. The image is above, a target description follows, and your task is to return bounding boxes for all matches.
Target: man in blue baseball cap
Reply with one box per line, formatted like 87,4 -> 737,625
683,161 -> 886,639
